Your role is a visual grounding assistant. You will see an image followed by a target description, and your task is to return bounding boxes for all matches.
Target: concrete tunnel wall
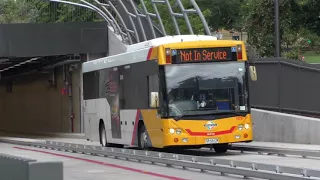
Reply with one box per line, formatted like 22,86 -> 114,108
0,54 -> 106,134
0,68 -> 75,133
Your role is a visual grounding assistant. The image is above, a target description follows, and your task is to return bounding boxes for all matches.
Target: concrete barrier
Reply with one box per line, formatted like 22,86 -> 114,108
0,153 -> 63,180
252,108 -> 320,145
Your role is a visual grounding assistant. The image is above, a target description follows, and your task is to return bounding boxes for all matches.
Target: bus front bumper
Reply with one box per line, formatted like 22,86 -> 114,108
163,131 -> 253,147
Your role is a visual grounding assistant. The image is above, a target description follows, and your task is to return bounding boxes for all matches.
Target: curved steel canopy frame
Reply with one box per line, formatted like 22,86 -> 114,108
48,0 -> 212,45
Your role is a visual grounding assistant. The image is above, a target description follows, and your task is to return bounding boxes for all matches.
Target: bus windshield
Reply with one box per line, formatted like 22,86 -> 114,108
163,61 -> 248,119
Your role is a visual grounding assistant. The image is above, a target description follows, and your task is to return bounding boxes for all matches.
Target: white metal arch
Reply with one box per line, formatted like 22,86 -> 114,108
49,0 -> 211,45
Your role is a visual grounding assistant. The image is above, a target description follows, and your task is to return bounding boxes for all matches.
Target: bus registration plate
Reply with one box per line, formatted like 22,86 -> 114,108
205,138 -> 219,144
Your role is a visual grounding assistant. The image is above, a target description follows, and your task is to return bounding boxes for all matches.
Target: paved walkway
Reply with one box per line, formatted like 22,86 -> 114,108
0,142 -> 241,180
235,141 -> 320,151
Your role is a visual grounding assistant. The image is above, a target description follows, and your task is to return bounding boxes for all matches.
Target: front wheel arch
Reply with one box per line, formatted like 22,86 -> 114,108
137,121 -> 148,149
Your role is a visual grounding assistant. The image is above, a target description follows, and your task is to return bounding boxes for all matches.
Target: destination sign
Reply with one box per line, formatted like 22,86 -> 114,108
171,47 -> 236,63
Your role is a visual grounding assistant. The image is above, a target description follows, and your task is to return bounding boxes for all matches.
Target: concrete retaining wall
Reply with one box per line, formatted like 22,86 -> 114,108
252,108 -> 320,144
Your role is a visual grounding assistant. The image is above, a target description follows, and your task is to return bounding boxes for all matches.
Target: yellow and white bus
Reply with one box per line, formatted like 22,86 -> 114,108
82,35 -> 257,153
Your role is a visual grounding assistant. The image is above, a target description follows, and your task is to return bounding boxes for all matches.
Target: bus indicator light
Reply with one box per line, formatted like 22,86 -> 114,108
237,45 -> 243,60
165,48 -> 171,55
165,48 -> 172,63
244,133 -> 248,138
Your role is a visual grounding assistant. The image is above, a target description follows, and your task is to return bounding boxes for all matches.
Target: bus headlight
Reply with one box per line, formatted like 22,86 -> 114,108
244,123 -> 250,129
176,129 -> 182,135
169,128 -> 175,134
238,124 -> 243,130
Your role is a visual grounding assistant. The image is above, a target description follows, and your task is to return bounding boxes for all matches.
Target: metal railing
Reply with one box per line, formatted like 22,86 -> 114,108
249,58 -> 320,117
1,137 -> 320,180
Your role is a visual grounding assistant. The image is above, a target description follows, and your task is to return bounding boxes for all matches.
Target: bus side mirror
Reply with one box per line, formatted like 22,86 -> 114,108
150,92 -> 159,108
249,65 -> 257,81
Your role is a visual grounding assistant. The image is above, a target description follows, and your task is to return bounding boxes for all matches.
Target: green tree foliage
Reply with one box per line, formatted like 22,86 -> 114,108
0,0 -> 101,24
241,0 -> 320,58
47,0 -> 101,23
196,0 -> 243,31
240,0 -> 294,57
138,0 -> 211,35
292,0 -> 320,36
0,0 -> 39,23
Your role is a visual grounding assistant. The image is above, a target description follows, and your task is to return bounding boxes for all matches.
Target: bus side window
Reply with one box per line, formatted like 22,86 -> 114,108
148,74 -> 159,108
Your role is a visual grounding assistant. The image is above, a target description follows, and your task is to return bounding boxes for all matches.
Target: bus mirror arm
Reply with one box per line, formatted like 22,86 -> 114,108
249,65 -> 258,81
150,92 -> 159,108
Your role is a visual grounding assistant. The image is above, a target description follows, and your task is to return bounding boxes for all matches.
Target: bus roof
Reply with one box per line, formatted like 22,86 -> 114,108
83,35 -> 218,73
126,35 -> 217,52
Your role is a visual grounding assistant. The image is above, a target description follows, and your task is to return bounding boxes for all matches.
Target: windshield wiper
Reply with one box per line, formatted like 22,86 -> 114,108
173,110 -> 199,121
173,109 -> 245,121
209,111 -> 245,116
173,110 -> 245,121
193,108 -> 245,115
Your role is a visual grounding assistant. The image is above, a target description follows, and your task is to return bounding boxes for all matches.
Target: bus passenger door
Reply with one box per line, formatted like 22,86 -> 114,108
105,67 -> 123,142
119,68 -> 126,144
119,65 -> 133,145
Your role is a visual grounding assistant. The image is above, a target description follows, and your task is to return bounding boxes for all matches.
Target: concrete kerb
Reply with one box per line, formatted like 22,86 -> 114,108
0,129 -> 85,139
0,153 -> 63,180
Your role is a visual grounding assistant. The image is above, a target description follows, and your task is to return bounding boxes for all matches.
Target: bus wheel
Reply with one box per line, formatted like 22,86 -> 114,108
213,143 -> 228,153
138,124 -> 148,150
99,124 -> 107,147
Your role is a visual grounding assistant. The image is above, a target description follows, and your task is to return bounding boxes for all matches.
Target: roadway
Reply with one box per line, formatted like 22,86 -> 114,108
6,135 -> 320,171
1,133 -> 320,180
0,141 -> 249,180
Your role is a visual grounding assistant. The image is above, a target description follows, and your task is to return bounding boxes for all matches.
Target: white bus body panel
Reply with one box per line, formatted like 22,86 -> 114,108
84,99 -> 138,145
121,110 -> 138,145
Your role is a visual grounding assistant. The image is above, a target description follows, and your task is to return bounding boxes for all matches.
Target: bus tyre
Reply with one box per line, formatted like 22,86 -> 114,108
213,143 -> 228,153
138,124 -> 148,150
99,124 -> 107,147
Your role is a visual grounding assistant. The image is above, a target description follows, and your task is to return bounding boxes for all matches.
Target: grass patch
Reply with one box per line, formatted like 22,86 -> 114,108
303,51 -> 320,63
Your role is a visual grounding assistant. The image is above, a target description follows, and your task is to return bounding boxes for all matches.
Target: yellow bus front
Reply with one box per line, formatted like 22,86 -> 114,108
153,40 -> 253,150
